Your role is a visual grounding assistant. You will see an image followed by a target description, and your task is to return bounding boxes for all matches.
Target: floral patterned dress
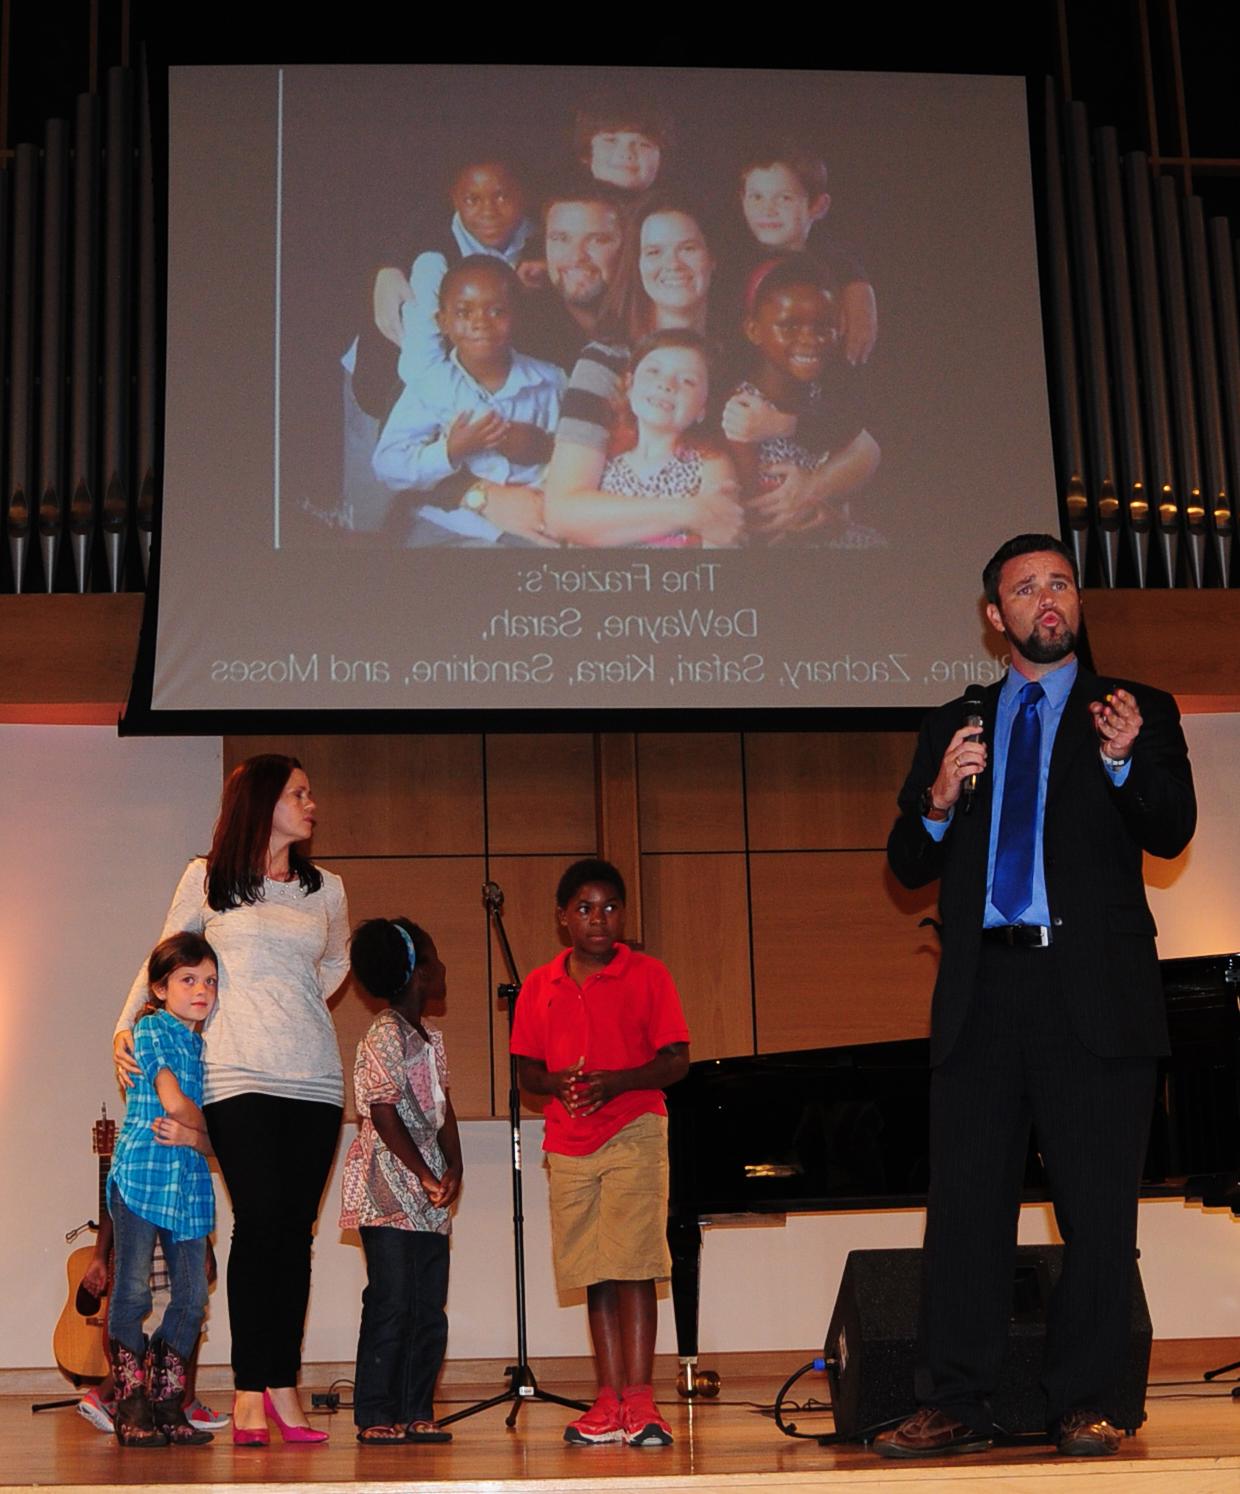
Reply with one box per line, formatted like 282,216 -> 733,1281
340,1009 -> 451,1235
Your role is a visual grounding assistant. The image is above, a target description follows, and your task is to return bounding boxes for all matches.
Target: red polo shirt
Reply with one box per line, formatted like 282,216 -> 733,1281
510,942 -> 690,1156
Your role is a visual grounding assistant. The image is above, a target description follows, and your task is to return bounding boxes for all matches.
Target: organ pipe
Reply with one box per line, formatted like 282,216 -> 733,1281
101,67 -> 133,593
1208,216 -> 1240,589
1155,175 -> 1205,587
6,145 -> 38,594
135,56 -> 158,580
1183,197 -> 1232,587
39,119 -> 69,593
1064,102 -> 1119,585
69,92 -> 100,593
1041,79 -> 1091,583
1094,127 -> 1150,586
1124,153 -> 1181,587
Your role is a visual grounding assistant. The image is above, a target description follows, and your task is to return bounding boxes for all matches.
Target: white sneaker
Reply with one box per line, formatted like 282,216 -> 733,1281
76,1388 -> 115,1434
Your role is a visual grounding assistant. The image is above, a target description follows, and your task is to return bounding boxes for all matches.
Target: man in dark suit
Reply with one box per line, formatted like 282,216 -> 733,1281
877,533 -> 1196,1459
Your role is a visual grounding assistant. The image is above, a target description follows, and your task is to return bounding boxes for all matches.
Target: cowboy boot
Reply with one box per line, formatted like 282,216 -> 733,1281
110,1338 -> 167,1448
147,1338 -> 213,1445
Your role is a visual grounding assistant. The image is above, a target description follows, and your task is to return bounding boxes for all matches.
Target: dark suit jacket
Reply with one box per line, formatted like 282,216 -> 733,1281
887,667 -> 1196,1066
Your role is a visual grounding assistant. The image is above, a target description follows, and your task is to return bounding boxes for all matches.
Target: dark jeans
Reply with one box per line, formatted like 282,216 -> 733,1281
108,1190 -> 208,1359
204,1093 -> 341,1391
355,1227 -> 450,1428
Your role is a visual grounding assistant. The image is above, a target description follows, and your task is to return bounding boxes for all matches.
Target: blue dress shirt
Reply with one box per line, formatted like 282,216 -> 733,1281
922,661 -> 1132,926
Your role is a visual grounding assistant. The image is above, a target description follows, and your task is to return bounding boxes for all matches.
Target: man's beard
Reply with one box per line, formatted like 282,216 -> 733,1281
552,273 -> 606,310
1012,620 -> 1077,665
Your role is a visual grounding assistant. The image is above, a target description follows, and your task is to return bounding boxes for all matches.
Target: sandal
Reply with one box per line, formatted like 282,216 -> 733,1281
406,1419 -> 452,1443
357,1423 -> 408,1444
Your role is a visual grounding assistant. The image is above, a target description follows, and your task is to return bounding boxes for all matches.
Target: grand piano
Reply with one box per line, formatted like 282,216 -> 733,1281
665,950 -> 1240,1377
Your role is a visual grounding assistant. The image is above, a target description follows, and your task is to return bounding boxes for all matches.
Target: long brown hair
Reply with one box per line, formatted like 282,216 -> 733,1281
596,195 -> 714,348
205,754 -> 322,911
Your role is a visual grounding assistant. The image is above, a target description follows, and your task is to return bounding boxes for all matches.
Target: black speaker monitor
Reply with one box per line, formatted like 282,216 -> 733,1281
823,1246 -> 1151,1440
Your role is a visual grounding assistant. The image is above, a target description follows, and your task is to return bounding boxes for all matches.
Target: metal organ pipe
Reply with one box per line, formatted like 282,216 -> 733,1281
1094,127 -> 1150,586
69,92 -> 100,593
1155,175 -> 1205,586
39,119 -> 70,592
1041,80 -> 1091,583
1124,153 -> 1181,586
1064,102 -> 1119,585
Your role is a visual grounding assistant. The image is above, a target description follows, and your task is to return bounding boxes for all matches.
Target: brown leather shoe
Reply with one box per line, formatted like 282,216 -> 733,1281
873,1407 -> 993,1458
1056,1410 -> 1122,1456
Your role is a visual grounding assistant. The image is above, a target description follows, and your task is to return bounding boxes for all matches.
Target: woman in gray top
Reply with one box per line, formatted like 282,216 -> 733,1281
115,754 -> 349,1445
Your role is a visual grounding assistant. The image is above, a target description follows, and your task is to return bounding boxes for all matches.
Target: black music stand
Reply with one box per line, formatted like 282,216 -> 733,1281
438,883 -> 587,1430
1203,1355 -> 1240,1397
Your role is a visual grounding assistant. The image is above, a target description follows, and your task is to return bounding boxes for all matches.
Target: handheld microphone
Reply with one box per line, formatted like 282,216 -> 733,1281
962,684 -> 985,814
482,881 -> 504,912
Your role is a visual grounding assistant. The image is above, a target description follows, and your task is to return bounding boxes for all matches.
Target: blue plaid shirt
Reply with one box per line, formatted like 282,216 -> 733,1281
109,1009 -> 214,1242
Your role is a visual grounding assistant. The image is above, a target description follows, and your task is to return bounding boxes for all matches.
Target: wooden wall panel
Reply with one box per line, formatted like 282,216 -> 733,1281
596,733 -> 642,940
485,854 -> 572,1113
1082,588 -> 1240,707
744,731 -> 917,851
222,734 -> 484,855
637,732 -> 744,851
750,851 -> 938,1052
484,733 -> 596,853
324,855 -> 493,1120
0,594 -> 143,722
641,852 -> 753,1060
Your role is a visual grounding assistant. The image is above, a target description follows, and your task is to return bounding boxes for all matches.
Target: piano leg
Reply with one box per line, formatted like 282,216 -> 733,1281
668,1215 -> 702,1361
668,1215 -> 720,1397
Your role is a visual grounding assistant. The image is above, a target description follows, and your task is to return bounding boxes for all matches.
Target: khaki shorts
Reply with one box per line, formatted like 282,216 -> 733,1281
547,1112 -> 672,1292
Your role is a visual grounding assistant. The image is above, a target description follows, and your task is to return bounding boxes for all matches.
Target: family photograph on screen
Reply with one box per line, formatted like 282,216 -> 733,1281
283,69 -> 887,554
158,64 -> 1059,711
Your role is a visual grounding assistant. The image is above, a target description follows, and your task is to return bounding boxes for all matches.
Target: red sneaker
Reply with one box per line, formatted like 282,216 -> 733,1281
564,1388 -> 624,1445
621,1383 -> 673,1446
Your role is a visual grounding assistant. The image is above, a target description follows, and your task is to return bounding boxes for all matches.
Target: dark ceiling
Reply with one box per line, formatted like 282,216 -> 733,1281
6,5 -> 1239,222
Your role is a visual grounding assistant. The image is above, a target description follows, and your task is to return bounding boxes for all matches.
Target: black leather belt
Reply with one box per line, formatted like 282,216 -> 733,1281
981,924 -> 1053,948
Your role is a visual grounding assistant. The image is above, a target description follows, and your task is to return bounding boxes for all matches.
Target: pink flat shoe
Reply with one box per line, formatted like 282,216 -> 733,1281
262,1389 -> 329,1444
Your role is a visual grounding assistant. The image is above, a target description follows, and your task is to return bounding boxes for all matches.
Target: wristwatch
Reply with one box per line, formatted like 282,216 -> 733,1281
918,786 -> 951,821
460,480 -> 489,515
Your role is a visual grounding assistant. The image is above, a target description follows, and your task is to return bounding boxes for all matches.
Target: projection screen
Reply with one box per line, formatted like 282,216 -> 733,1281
154,64 -> 1059,716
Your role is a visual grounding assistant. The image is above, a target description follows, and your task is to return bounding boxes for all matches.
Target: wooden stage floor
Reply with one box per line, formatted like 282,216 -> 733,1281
5,1342 -> 1240,1494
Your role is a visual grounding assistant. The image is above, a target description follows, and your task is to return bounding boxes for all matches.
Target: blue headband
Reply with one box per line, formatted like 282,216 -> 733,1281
395,923 -> 417,986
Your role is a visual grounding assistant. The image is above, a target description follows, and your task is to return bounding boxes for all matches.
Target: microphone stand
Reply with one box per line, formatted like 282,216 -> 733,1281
439,883 -> 587,1429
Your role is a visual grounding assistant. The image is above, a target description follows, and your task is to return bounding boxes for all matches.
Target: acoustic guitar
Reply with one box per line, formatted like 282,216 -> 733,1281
52,1106 -> 116,1383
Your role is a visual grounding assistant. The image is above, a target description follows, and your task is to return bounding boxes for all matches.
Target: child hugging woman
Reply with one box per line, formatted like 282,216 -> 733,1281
728,256 -> 883,548
341,918 -> 463,1446
107,933 -> 218,1449
598,329 -> 739,547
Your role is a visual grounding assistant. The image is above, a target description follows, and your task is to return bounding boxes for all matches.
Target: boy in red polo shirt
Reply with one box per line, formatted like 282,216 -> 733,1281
511,858 -> 690,1447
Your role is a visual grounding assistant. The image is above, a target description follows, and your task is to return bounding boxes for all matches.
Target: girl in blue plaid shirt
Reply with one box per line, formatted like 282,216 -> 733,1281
108,932 -> 218,1448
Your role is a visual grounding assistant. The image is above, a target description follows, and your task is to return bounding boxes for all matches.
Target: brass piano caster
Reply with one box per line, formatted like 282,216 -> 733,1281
676,1361 -> 721,1398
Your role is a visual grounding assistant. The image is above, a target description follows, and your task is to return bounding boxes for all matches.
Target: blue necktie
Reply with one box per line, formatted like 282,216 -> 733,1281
992,680 -> 1044,922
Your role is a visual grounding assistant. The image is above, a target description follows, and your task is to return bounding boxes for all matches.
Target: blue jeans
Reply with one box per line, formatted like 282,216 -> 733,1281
355,1228 -> 449,1428
108,1189 -> 209,1360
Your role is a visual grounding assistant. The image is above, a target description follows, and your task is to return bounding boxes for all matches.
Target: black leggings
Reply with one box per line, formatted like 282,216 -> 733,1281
204,1093 -> 342,1391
